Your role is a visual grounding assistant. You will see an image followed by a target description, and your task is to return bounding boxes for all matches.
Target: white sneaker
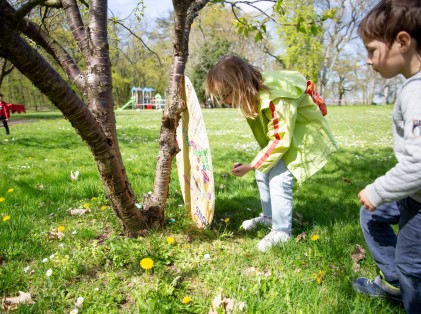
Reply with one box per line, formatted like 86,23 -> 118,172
257,230 -> 291,252
241,214 -> 272,231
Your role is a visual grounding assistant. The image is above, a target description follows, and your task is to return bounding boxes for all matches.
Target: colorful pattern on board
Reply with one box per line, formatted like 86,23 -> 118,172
176,77 -> 215,228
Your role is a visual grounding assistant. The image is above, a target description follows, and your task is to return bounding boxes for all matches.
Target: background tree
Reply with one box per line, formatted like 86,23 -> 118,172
190,38 -> 231,104
317,0 -> 371,95
277,0 -> 323,80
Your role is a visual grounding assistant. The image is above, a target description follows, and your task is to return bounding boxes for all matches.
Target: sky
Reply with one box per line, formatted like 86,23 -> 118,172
108,0 -> 272,20
108,0 -> 173,19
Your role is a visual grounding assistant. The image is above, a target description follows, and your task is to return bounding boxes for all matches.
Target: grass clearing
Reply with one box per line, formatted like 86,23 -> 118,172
0,106 -> 404,313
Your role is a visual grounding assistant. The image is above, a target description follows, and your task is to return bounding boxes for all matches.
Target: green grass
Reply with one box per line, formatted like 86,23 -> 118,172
0,105 -> 404,313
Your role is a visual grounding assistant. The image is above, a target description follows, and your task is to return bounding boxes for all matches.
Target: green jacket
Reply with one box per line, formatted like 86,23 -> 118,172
247,70 -> 338,184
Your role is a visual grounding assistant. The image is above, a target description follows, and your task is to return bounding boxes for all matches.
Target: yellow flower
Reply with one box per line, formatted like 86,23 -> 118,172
0,198 -> 5,202
91,197 -> 98,201
3,215 -> 10,222
224,218 -> 230,223
57,226 -> 65,232
83,203 -> 90,209
100,205 -> 107,210
182,296 -> 192,304
140,258 -> 154,270
7,188 -> 14,193
314,271 -> 325,285
166,236 -> 176,245
311,234 -> 320,241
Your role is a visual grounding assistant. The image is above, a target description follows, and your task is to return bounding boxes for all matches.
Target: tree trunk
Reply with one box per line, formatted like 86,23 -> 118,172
0,0 -> 150,236
144,0 -> 210,221
0,0 -> 210,237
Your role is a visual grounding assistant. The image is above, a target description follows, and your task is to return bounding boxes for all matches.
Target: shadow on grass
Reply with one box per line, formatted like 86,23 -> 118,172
184,146 -> 396,242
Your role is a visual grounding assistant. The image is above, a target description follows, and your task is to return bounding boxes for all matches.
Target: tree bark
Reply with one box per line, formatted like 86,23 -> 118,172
0,0 -> 151,236
0,0 -> 211,237
144,0 -> 209,221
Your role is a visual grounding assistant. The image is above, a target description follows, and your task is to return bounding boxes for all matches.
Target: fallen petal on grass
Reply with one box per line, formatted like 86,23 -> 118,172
1,291 -> 35,311
352,244 -> 366,272
48,230 -> 64,240
70,170 -> 79,180
67,208 -> 90,216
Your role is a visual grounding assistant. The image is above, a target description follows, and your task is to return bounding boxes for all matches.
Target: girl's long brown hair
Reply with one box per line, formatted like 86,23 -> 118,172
205,55 -> 269,119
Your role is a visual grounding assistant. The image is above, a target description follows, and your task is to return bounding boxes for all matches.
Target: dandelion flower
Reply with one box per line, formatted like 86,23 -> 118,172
204,254 -> 210,260
57,226 -> 65,232
91,197 -> 97,201
46,269 -> 53,277
23,266 -> 31,273
75,296 -> 84,308
311,234 -> 320,241
42,258 -> 48,263
70,309 -> 79,314
49,254 -> 55,259
314,271 -> 325,285
2,215 -> 10,222
7,188 -> 14,193
224,218 -> 230,223
83,203 -> 90,209
100,205 -> 107,210
59,243 -> 65,248
0,198 -> 4,202
140,258 -> 154,270
166,236 -> 176,245
182,296 -> 192,304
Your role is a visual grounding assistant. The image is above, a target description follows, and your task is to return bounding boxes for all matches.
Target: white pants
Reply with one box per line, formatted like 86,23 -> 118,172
255,159 -> 294,234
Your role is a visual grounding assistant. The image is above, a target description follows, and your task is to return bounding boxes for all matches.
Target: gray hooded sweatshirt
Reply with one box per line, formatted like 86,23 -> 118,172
366,71 -> 421,207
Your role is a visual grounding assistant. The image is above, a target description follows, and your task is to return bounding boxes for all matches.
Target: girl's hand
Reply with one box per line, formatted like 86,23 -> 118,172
231,163 -> 253,177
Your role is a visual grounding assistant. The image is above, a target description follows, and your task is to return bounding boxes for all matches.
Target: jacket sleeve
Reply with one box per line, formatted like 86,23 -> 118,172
250,99 -> 297,173
0,102 -> 10,119
365,84 -> 421,207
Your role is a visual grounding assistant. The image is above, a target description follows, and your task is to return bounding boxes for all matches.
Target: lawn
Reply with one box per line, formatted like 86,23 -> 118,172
0,105 -> 404,313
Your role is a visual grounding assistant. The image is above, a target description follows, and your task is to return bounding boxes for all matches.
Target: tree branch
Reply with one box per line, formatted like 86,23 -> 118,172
61,0 -> 91,60
0,0 -> 84,89
15,0 -> 61,20
112,20 -> 162,65
224,0 -> 278,24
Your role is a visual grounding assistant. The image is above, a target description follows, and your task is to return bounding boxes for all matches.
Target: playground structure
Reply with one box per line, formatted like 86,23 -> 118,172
119,87 -> 165,110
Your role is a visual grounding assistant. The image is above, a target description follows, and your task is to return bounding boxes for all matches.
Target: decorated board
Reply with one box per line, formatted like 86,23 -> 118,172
176,76 -> 215,228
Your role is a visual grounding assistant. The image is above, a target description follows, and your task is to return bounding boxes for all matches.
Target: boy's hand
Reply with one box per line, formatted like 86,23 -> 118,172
358,189 -> 376,211
231,163 -> 253,177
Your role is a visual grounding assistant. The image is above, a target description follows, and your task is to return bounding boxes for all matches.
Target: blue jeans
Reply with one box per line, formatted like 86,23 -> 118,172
255,159 -> 294,234
360,198 -> 421,313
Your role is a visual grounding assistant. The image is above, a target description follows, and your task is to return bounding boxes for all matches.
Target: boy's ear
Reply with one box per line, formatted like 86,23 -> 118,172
396,31 -> 412,51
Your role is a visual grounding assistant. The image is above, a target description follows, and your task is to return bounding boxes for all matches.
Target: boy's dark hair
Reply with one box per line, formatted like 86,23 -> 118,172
0,93 -> 3,97
359,0 -> 421,49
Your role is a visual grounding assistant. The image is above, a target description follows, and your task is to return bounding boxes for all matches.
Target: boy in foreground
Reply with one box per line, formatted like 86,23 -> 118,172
353,1 -> 421,313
